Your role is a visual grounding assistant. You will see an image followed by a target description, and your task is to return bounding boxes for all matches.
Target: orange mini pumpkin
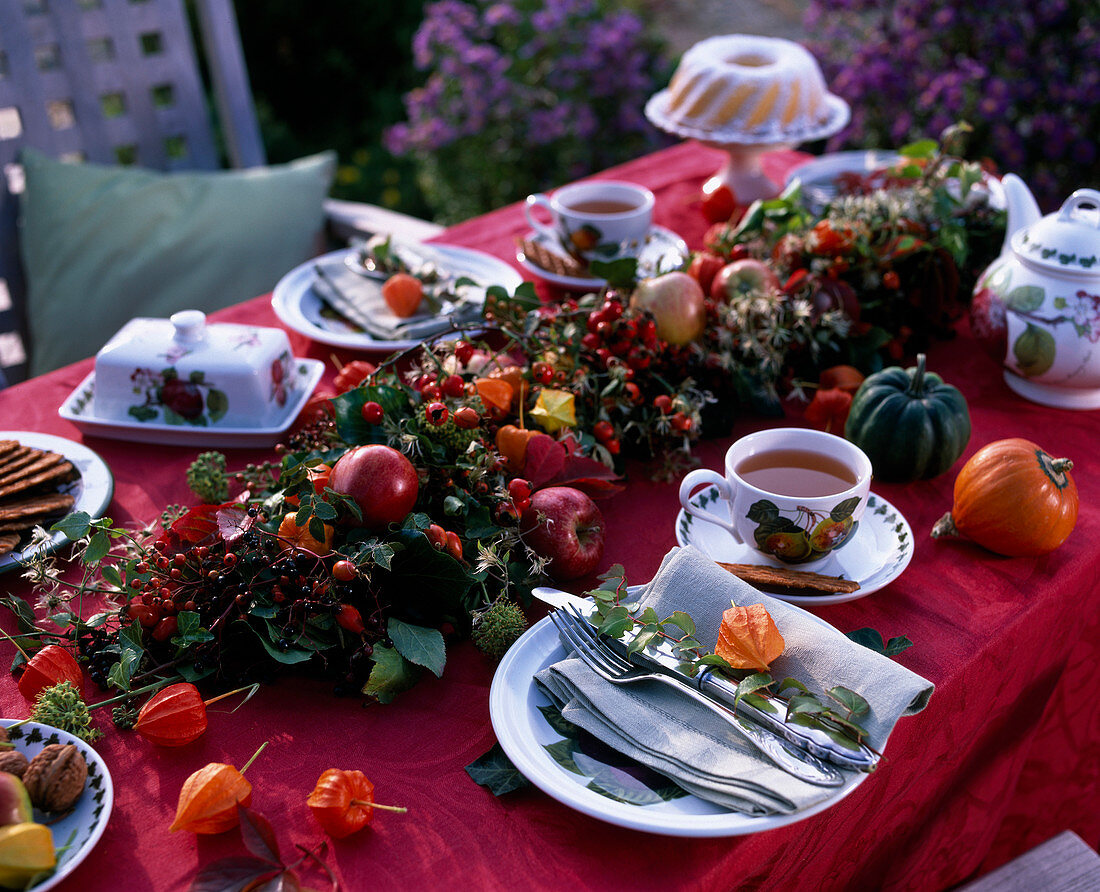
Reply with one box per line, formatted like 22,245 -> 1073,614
932,438 -> 1078,556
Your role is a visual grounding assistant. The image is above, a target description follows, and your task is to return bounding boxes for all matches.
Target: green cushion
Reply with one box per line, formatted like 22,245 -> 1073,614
19,148 -> 336,376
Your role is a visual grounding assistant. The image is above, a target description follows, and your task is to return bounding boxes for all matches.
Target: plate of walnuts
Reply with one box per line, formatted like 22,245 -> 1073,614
0,720 -> 113,890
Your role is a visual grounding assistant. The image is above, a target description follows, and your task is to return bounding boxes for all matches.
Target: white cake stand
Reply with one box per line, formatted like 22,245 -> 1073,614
644,91 -> 851,203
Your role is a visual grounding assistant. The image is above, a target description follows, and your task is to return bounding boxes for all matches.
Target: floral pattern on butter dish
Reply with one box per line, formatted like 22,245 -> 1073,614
270,351 -> 293,408
746,497 -> 861,564
127,367 -> 229,426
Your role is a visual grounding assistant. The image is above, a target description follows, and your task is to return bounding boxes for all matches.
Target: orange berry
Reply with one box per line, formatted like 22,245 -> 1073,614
381,273 -> 424,318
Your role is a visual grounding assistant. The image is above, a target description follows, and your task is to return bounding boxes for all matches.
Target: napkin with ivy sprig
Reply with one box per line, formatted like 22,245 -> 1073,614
536,545 -> 933,815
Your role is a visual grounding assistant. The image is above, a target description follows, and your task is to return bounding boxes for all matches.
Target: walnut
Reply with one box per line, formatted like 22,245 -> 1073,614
0,751 -> 29,779
22,744 -> 87,812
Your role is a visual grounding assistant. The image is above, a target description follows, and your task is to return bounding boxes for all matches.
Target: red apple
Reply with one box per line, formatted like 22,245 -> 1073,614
687,251 -> 726,295
329,444 -> 419,529
711,258 -> 781,301
520,486 -> 605,581
629,272 -> 706,346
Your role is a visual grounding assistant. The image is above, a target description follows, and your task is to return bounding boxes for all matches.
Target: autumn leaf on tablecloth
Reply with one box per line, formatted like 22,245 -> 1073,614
529,388 -> 576,433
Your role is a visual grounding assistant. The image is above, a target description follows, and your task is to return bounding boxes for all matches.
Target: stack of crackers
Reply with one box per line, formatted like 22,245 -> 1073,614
516,237 -> 588,279
0,439 -> 78,559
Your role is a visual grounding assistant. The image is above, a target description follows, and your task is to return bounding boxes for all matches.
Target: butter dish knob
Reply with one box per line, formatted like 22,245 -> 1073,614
171,310 -> 207,344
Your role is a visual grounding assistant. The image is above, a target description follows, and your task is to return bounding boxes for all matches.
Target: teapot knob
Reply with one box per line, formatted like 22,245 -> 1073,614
1057,189 -> 1100,231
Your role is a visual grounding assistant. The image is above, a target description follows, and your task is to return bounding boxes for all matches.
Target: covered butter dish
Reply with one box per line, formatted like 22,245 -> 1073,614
93,310 -> 299,427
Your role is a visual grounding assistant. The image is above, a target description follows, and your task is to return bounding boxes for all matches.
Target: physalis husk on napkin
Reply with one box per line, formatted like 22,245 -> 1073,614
715,603 -> 785,672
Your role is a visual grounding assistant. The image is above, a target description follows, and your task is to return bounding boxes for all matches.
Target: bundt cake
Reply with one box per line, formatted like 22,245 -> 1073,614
646,35 -> 846,143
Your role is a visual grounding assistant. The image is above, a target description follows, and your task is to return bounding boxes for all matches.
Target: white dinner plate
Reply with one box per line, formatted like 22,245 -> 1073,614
272,246 -> 524,351
515,226 -> 688,291
490,595 -> 868,836
0,432 -> 113,575
0,719 -> 114,890
58,359 -> 324,449
676,488 -> 913,605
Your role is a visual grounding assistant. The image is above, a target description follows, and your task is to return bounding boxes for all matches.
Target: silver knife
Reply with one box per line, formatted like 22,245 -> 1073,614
533,586 -> 878,772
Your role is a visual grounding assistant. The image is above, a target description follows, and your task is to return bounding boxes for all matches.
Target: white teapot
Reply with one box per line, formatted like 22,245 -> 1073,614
972,175 -> 1100,408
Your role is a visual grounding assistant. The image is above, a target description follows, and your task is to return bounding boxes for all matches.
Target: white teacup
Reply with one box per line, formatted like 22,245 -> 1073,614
524,180 -> 654,261
678,428 -> 873,570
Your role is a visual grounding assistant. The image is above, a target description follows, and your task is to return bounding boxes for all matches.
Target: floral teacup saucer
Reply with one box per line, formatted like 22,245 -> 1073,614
675,486 -> 913,605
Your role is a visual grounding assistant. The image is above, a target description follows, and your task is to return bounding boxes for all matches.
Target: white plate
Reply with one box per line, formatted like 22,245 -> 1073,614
0,432 -> 113,575
272,246 -> 524,351
490,595 -> 868,836
676,488 -> 913,605
515,226 -> 689,291
0,719 -> 114,890
58,359 -> 324,448
784,150 -> 1007,213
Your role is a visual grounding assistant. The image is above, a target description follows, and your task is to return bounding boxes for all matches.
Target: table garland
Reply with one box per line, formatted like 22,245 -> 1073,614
5,130 -> 1003,726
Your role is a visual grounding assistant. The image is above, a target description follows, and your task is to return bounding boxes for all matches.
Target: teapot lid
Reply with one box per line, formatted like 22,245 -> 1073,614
1012,189 -> 1100,274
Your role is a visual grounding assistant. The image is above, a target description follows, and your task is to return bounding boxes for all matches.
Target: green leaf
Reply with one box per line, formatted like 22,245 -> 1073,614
1,597 -> 40,635
665,611 -> 695,637
884,635 -> 914,656
100,564 -> 123,589
734,672 -> 774,709
465,743 -> 530,796
785,692 -> 827,720
51,511 -> 92,541
171,611 -> 214,653
245,623 -> 314,665
536,703 -> 579,739
1004,284 -> 1045,313
899,138 -> 937,158
827,685 -> 870,717
111,622 -> 146,690
83,530 -> 112,564
626,627 -> 658,654
362,644 -> 420,704
596,606 -> 633,639
845,627 -> 885,653
776,677 -> 810,695
387,618 -> 446,678
128,405 -> 158,422
206,389 -> 228,423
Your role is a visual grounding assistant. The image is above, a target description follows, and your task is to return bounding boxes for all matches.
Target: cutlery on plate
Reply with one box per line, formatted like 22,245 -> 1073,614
548,605 -> 847,787
533,586 -> 879,772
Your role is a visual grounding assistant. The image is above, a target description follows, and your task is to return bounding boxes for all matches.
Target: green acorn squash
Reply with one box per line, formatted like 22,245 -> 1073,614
844,354 -> 971,482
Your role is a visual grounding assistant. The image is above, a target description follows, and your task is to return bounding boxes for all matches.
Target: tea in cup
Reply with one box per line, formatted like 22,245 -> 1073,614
524,180 -> 654,261
678,428 -> 872,568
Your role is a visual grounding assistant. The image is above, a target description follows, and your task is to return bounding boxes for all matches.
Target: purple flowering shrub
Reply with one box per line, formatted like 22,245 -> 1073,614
806,0 -> 1099,210
386,0 -> 668,221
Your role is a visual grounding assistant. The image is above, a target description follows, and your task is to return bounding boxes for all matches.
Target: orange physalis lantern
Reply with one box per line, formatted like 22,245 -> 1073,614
17,645 -> 83,701
134,682 -> 207,747
714,604 -> 786,672
169,742 -> 266,834
306,769 -> 407,838
277,513 -> 334,555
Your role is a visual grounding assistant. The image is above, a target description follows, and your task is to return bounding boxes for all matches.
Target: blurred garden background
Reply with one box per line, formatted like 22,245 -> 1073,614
231,0 -> 1097,224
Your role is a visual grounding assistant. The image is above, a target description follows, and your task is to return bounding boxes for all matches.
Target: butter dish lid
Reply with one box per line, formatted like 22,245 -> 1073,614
92,310 -> 298,427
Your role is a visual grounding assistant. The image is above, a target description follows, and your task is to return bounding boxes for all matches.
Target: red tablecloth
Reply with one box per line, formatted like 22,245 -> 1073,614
1,142 -> 1097,891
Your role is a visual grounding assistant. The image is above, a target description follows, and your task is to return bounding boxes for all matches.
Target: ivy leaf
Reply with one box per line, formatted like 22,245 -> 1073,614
846,628 -> 913,657
665,611 -> 695,637
1,597 -> 40,635
827,685 -> 870,718
245,624 -> 313,665
785,692 -> 827,720
465,743 -> 530,796
362,644 -> 420,704
596,606 -> 633,639
171,611 -> 214,654
238,806 -> 281,866
109,622 -> 145,690
733,672 -> 774,709
189,856 -> 281,892
387,618 -> 446,678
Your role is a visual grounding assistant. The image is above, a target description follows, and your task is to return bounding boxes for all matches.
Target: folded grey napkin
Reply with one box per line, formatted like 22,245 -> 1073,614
310,254 -> 482,342
536,545 -> 933,816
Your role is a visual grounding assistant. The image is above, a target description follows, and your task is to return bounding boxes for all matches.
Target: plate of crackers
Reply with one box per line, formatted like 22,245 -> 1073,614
676,488 -> 913,605
515,226 -> 688,291
0,432 -> 113,573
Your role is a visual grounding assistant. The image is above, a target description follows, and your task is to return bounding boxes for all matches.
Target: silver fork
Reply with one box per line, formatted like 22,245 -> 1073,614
549,607 -> 846,788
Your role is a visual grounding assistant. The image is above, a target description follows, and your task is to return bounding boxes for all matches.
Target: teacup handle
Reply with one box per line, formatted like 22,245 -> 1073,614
678,469 -> 745,544
524,194 -> 559,242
